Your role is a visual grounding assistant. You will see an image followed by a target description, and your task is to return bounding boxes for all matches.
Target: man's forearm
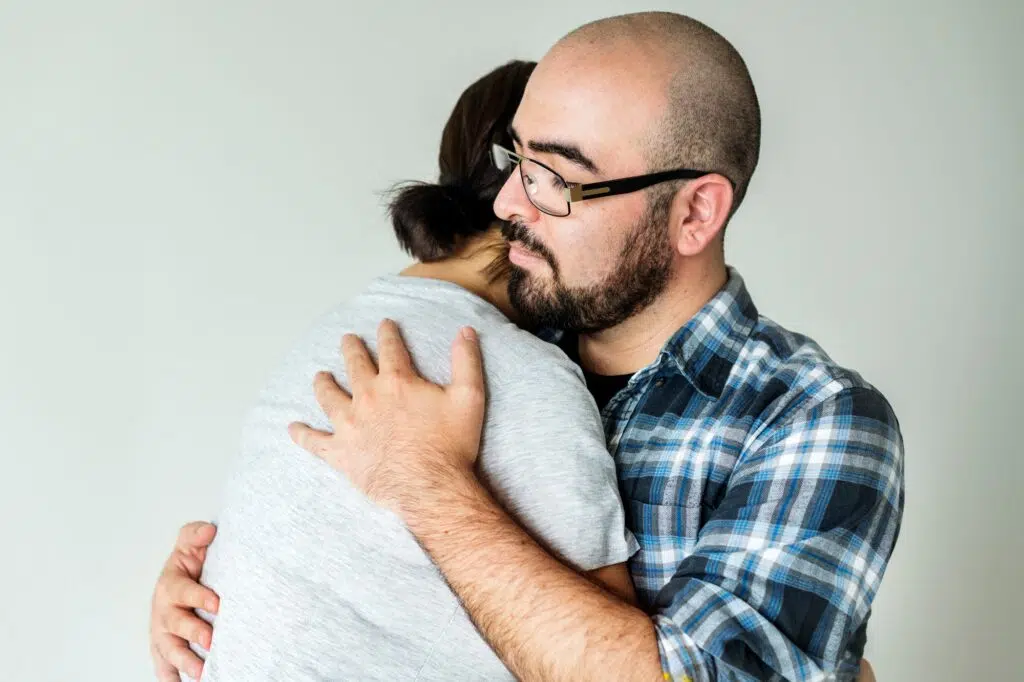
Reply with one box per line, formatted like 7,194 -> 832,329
399,466 -> 664,682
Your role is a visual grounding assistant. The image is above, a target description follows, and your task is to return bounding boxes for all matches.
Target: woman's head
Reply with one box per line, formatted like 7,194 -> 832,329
388,60 -> 536,264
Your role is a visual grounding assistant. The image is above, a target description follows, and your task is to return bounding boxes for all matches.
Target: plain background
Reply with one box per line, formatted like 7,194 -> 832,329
1,1 -> 1020,680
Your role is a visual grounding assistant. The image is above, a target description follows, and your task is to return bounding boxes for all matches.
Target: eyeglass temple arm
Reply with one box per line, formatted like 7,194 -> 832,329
565,168 -> 713,203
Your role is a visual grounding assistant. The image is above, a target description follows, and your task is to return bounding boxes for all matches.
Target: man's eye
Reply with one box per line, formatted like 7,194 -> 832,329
523,173 -> 540,195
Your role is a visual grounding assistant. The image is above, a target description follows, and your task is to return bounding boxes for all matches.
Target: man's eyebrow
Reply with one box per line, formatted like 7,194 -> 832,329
528,140 -> 600,175
507,125 -> 600,175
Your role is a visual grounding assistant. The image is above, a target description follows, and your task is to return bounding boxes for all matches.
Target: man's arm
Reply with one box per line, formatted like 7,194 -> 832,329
293,322 -> 900,682
363,385 -> 901,682
402,466 -> 661,682
648,386 -> 904,681
290,322 -> 662,681
588,563 -> 639,606
149,522 -> 220,682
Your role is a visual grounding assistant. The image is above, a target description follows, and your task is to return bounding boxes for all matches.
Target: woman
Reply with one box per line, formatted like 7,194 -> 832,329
150,60 -> 636,682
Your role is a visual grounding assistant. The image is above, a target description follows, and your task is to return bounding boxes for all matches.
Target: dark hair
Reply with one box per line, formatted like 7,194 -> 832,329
388,60 -> 536,265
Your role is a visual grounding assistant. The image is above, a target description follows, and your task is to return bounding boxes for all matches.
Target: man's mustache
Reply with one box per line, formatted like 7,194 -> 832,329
500,221 -> 559,274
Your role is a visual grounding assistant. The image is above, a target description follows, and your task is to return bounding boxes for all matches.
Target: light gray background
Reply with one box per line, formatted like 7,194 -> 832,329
1,1 -> 1020,680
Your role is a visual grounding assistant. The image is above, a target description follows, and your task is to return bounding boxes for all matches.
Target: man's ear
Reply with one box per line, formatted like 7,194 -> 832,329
670,174 -> 733,257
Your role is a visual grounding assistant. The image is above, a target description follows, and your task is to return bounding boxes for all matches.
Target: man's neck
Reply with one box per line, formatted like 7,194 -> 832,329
577,262 -> 728,376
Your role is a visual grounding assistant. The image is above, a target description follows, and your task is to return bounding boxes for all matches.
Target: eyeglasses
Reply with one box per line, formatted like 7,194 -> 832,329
491,143 -> 724,217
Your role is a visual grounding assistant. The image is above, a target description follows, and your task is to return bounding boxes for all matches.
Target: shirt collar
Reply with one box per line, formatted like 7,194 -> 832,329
536,267 -> 758,400
658,267 -> 758,399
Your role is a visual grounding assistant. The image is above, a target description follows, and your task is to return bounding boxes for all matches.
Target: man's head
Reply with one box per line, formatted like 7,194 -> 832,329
493,12 -> 760,333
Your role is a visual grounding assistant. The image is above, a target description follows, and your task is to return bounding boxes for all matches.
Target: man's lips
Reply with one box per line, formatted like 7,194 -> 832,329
508,241 -> 546,267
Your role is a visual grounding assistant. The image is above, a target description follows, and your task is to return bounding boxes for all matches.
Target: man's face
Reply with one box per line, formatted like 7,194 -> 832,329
493,46 -> 676,333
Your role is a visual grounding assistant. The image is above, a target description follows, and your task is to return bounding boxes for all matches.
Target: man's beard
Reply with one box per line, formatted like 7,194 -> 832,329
501,195 -> 674,334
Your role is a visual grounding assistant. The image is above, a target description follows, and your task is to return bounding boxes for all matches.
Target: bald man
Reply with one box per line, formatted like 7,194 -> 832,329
151,12 -> 902,682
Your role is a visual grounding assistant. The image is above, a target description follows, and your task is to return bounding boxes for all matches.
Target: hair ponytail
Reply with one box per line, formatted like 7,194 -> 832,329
385,60 -> 536,262
388,182 -> 492,261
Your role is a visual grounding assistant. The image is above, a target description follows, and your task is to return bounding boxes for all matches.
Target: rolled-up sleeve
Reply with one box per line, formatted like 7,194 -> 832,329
652,386 -> 904,682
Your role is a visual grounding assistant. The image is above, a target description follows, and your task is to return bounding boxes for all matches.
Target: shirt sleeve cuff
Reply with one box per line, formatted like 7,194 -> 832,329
653,613 -> 713,682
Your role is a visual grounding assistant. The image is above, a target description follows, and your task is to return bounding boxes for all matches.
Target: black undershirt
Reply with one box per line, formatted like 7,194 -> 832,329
557,333 -> 634,412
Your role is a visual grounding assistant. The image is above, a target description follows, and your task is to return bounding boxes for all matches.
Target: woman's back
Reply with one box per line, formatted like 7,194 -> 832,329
194,274 -> 635,681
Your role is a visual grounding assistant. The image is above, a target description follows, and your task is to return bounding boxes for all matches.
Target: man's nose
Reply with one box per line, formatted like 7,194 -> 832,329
494,170 -> 540,223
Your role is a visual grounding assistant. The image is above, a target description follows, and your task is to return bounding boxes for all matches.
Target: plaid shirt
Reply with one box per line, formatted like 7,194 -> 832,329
545,269 -> 904,682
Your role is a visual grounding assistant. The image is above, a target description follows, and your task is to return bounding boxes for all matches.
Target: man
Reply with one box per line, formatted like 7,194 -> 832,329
153,12 -> 901,681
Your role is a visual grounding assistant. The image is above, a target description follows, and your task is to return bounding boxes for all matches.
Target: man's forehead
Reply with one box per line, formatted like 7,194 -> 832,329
513,59 -> 664,172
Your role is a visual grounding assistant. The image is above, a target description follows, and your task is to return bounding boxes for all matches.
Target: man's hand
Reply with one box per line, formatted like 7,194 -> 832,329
149,522 -> 220,682
287,321 -> 664,682
288,319 -> 486,513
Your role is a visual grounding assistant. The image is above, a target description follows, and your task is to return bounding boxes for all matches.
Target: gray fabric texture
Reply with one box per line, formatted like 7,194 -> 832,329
188,275 -> 636,682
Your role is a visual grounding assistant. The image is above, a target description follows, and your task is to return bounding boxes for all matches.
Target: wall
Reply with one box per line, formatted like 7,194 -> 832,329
0,1 -> 1019,679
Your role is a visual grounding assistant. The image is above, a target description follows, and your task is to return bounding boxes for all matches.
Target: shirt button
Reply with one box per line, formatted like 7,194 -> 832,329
654,378 -> 666,387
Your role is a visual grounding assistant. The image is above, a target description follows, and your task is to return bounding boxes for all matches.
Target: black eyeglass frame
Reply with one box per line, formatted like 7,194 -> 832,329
492,143 -> 732,217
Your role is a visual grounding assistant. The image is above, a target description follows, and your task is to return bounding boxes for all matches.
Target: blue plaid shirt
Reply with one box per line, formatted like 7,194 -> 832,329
546,268 -> 904,682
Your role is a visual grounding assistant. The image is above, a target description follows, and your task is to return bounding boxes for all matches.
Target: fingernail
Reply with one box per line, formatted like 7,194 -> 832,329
461,326 -> 476,341
206,598 -> 218,612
